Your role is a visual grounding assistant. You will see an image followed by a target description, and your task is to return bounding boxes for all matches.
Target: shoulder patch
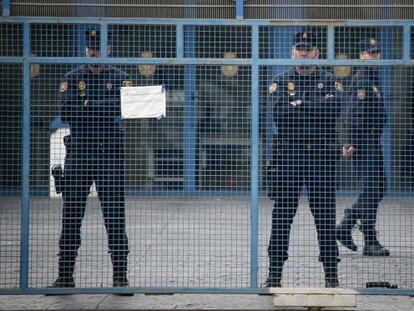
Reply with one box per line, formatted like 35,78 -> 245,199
78,81 -> 86,90
335,82 -> 344,92
59,81 -> 68,93
122,80 -> 132,87
357,89 -> 366,100
287,82 -> 295,91
268,83 -> 278,94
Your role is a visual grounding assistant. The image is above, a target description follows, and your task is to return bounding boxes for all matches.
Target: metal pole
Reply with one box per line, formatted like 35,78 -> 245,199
250,24 -> 259,288
2,0 -> 10,17
20,22 -> 31,292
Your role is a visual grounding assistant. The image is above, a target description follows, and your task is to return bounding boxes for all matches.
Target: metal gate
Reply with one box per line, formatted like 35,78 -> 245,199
0,1 -> 414,296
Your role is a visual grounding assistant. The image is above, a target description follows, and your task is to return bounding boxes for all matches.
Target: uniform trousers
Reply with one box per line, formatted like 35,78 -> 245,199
58,136 -> 129,278
268,142 -> 339,270
349,136 -> 386,243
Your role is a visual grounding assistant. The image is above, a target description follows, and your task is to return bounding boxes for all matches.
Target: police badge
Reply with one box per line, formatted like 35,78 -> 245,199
288,82 -> 295,96
335,82 -> 344,92
268,83 -> 278,94
357,89 -> 366,100
78,81 -> 86,90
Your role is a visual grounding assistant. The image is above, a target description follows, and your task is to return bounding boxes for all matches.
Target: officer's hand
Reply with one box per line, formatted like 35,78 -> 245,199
342,144 -> 356,157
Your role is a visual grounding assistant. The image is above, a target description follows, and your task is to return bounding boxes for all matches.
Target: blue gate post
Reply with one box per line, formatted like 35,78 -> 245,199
100,23 -> 108,60
250,24 -> 259,287
183,32 -> 196,194
403,24 -> 411,64
379,0 -> 393,194
236,0 -> 244,20
183,3 -> 197,193
2,0 -> 10,17
20,22 -> 31,292
379,27 -> 393,194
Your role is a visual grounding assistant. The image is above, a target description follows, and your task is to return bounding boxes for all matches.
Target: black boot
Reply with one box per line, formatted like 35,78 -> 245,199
323,264 -> 339,288
112,255 -> 134,296
263,266 -> 282,288
46,260 -> 75,295
336,208 -> 358,252
363,238 -> 390,257
50,257 -> 75,288
113,273 -> 134,296
49,276 -> 75,288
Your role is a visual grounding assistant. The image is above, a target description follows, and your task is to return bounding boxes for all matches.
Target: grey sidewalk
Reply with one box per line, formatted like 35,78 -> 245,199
1,293 -> 414,310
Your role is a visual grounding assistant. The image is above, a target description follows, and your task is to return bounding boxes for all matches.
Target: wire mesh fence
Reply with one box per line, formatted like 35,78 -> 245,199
0,21 -> 414,294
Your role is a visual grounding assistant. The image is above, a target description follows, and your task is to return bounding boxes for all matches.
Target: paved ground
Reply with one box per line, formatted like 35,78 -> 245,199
1,292 -> 414,310
0,196 -> 413,310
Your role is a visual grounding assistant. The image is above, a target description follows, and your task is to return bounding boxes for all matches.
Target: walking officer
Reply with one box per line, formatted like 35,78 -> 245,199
50,29 -> 133,294
266,31 -> 342,288
337,38 -> 390,257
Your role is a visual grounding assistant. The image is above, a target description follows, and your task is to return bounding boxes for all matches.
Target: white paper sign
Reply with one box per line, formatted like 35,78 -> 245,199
121,85 -> 166,119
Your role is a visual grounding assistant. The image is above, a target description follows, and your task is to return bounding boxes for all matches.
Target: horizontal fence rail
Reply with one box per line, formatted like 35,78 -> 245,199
0,18 -> 414,296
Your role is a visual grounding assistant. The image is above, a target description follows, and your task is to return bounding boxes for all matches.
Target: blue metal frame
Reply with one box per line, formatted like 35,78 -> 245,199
250,24 -> 259,288
1,286 -> 412,296
380,27 -> 393,193
2,0 -> 9,17
183,25 -> 196,193
0,16 -> 413,295
20,21 -> 30,293
236,0 -> 244,20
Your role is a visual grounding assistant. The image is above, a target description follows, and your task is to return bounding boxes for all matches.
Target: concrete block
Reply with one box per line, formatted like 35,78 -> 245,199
270,288 -> 357,308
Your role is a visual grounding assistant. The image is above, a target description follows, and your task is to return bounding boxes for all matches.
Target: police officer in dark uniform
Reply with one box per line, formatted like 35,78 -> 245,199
50,30 -> 133,293
266,31 -> 342,288
337,38 -> 390,257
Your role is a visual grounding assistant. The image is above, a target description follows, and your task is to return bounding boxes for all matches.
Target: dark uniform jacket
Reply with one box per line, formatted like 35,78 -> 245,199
347,67 -> 386,149
59,65 -> 131,149
269,67 -> 342,150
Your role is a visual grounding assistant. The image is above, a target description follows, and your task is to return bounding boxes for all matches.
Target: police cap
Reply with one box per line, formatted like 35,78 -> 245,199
360,37 -> 381,54
85,29 -> 100,49
292,31 -> 318,49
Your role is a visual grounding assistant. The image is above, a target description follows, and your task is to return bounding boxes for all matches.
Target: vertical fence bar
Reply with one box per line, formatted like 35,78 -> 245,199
327,24 -> 335,62
403,24 -> 411,63
379,1 -> 393,194
176,24 -> 184,59
183,3 -> 196,193
380,27 -> 392,193
101,23 -> 108,58
20,22 -> 31,291
183,25 -> 196,193
250,24 -> 259,288
2,0 -> 10,17
236,0 -> 244,20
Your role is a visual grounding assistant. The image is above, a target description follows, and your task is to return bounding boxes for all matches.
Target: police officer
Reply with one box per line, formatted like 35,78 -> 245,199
50,29 -> 133,293
266,31 -> 342,288
337,38 -> 390,257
